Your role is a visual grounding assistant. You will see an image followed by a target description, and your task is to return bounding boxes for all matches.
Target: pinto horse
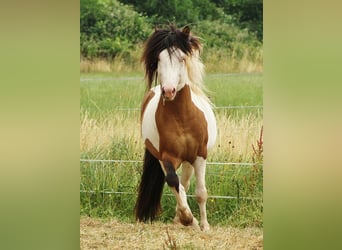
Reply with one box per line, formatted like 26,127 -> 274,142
134,25 -> 217,231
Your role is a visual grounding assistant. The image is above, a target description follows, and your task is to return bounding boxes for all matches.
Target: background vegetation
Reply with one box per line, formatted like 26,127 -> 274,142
80,0 -> 263,73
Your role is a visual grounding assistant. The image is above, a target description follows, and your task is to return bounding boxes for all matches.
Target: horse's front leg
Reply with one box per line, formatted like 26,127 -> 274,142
193,156 -> 210,231
180,161 -> 194,192
160,160 -> 199,229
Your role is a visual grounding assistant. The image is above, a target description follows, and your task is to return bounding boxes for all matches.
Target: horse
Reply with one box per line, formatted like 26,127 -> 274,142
134,24 -> 217,231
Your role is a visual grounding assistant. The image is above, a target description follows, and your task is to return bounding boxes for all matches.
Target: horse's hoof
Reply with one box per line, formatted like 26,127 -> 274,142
176,208 -> 194,226
191,217 -> 200,230
201,222 -> 210,232
173,215 -> 181,224
174,215 -> 200,230
179,215 -> 193,226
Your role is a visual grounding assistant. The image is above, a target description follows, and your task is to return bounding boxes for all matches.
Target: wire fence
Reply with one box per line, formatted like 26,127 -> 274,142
79,190 -> 261,200
81,102 -> 263,202
80,158 -> 263,200
80,158 -> 262,167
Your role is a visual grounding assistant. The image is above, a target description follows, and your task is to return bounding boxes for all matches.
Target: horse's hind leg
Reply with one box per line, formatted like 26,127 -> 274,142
193,156 -> 210,231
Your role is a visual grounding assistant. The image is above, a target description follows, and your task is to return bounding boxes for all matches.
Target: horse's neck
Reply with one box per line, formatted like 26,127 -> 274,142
160,84 -> 193,112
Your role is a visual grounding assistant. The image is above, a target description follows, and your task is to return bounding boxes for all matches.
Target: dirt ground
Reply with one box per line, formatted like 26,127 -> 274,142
80,217 -> 263,249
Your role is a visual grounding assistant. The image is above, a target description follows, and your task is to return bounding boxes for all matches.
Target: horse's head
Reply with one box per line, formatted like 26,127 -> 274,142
158,47 -> 187,101
141,25 -> 202,101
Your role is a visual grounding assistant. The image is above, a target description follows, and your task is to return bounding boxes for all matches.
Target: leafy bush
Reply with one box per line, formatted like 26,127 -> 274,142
192,19 -> 261,49
80,0 -> 263,72
119,0 -> 221,25
213,0 -> 263,40
81,0 -> 151,59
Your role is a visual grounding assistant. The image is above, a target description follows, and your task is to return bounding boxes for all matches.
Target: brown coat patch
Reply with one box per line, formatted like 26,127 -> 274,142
155,84 -> 208,169
145,138 -> 160,160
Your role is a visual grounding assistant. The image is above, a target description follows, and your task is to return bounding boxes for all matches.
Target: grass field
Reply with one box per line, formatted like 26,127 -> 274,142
80,72 -> 263,227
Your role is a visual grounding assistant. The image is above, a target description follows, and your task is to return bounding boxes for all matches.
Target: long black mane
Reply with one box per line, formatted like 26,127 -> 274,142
141,24 -> 201,89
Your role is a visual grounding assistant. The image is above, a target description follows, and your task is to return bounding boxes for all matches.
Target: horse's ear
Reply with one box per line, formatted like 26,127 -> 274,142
182,26 -> 190,36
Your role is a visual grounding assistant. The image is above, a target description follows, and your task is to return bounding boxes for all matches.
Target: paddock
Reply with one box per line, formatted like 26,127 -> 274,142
80,72 -> 263,227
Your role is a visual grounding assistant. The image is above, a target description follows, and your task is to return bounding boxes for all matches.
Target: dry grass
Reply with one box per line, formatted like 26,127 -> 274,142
201,47 -> 263,73
80,57 -> 141,73
80,216 -> 263,250
80,111 -> 262,162
80,45 -> 263,74
214,112 -> 263,162
80,57 -> 263,74
81,59 -> 113,73
80,112 -> 141,156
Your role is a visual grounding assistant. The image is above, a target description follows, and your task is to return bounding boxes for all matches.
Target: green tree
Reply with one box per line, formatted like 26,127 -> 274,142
119,0 -> 220,25
80,0 -> 150,59
212,0 -> 263,40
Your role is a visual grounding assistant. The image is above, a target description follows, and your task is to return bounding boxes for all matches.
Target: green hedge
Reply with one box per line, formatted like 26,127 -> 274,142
81,0 -> 150,59
80,0 -> 262,60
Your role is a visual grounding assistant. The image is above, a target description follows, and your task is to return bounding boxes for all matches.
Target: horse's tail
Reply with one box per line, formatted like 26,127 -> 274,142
135,148 -> 165,222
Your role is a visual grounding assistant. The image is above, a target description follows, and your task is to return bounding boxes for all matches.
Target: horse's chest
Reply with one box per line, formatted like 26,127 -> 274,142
156,109 -> 208,162
141,85 -> 210,163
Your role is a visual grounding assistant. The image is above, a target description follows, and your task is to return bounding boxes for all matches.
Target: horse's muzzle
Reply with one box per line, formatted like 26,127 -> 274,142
161,86 -> 176,100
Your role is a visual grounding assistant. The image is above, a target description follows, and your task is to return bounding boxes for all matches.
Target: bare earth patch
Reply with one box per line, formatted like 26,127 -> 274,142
80,217 -> 263,249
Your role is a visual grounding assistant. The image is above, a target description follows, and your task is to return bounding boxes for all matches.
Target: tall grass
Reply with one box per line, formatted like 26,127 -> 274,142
80,48 -> 143,73
202,47 -> 263,73
80,46 -> 263,73
80,73 -> 263,227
